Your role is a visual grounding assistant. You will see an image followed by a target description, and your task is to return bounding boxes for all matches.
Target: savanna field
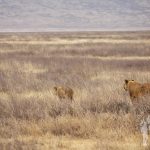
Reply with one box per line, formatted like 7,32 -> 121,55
0,31 -> 150,149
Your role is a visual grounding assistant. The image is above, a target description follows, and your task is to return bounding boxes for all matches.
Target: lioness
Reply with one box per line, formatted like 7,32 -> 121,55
53,86 -> 74,101
124,79 -> 150,103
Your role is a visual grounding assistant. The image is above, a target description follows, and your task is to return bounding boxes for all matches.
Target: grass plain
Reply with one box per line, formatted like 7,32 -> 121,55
0,31 -> 150,149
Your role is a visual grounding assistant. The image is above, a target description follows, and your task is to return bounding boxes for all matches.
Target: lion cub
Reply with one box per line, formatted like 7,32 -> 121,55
53,86 -> 74,101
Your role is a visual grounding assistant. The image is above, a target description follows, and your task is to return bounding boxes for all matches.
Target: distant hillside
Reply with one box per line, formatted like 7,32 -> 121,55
0,0 -> 150,31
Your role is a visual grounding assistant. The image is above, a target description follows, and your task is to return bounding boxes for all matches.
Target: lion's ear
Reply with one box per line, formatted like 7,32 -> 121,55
125,80 -> 129,84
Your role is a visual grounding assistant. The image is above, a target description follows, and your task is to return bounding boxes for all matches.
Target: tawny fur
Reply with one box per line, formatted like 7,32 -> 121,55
124,80 -> 150,103
53,86 -> 74,101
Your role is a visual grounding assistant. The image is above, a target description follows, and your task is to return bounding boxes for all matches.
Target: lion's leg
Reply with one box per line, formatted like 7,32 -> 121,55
58,95 -> 64,101
130,96 -> 135,104
130,92 -> 138,103
70,95 -> 74,102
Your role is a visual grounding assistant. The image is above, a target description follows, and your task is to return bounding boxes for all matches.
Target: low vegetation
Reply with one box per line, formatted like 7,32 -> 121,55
0,31 -> 150,149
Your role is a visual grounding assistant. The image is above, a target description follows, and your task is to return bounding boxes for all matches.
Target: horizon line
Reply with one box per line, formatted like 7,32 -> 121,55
0,27 -> 150,33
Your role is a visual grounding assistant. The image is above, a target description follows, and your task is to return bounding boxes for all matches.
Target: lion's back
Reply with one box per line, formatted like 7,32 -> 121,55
130,82 -> 150,98
141,83 -> 150,94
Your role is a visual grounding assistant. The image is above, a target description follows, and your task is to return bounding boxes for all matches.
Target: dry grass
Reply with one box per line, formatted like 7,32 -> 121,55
0,31 -> 150,149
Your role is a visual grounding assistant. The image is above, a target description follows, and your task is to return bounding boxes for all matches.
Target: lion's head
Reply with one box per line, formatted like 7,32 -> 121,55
124,79 -> 135,91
